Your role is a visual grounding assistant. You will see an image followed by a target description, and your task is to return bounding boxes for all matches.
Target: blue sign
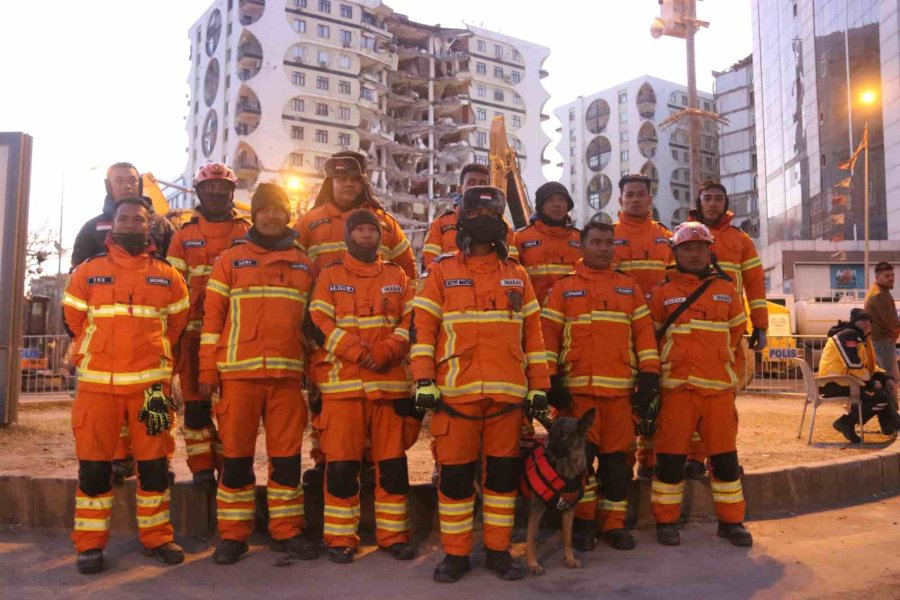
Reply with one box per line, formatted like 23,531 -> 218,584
768,347 -> 800,360
19,347 -> 40,359
830,264 -> 865,289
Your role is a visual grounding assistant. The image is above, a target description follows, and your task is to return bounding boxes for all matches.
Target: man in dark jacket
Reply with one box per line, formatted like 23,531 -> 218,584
71,162 -> 175,267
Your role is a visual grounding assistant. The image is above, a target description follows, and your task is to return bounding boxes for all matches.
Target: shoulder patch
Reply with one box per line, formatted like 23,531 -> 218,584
183,239 -> 206,248
146,276 -> 171,287
521,239 -> 542,249
713,294 -> 732,303
440,223 -> 457,234
87,275 -> 114,286
231,237 -> 247,245
655,237 -> 670,244
568,240 -> 581,248
444,278 -> 473,288
232,258 -> 258,268
664,296 -> 686,307
329,283 -> 355,293
290,262 -> 309,271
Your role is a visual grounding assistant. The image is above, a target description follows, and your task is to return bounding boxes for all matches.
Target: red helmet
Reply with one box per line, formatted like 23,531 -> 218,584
193,162 -> 237,188
671,221 -> 714,247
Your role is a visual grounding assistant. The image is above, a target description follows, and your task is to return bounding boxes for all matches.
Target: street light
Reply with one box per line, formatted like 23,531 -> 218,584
58,166 -> 101,274
858,89 -> 877,288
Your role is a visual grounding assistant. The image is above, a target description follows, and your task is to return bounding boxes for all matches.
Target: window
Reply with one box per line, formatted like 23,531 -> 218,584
569,129 -> 576,141
570,146 -> 576,157
618,90 -> 627,104
291,126 -> 304,140
315,129 -> 328,143
315,156 -> 327,170
339,4 -> 352,18
340,55 -> 351,69
669,92 -> 677,104
317,50 -> 329,64
512,49 -> 521,61
477,40 -> 486,52
316,76 -> 329,90
316,103 -> 328,116
511,71 -> 520,83
512,115 -> 521,128
318,0 -> 331,13
338,106 -> 351,120
673,189 -> 680,201
748,90 -> 754,106
476,131 -> 488,146
494,89 -> 504,102
294,0 -> 306,7
568,108 -> 575,121
340,30 -> 352,46
338,132 -> 350,146
672,170 -> 679,181
621,169 -> 630,177
620,131 -> 628,143
339,80 -> 351,95
588,154 -> 599,168
292,71 -> 305,85
671,149 -> 679,160
476,62 -> 486,75
619,111 -> 628,123
475,155 -> 487,165
476,107 -> 486,121
293,46 -> 306,61
290,153 -> 303,166
681,93 -> 688,105
494,44 -> 502,58
494,66 -> 504,78
293,19 -> 306,33
361,36 -> 375,50
513,94 -> 521,105
476,85 -> 485,98
317,24 -> 330,38
620,150 -> 629,161
292,98 -> 305,111
360,87 -> 373,101
514,139 -> 522,151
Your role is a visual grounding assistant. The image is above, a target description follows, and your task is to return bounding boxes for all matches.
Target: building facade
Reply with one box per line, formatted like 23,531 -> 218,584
751,0 -> 900,295
555,76 -> 718,229
713,55 -> 760,240
181,0 -> 550,242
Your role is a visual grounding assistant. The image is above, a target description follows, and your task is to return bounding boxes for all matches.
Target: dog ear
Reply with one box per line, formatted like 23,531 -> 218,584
577,408 -> 596,436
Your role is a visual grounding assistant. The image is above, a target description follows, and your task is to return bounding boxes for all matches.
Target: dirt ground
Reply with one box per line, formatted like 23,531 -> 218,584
0,394 -> 895,483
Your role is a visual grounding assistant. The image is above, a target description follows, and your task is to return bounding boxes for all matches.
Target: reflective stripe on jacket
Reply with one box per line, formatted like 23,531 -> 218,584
818,327 -> 884,382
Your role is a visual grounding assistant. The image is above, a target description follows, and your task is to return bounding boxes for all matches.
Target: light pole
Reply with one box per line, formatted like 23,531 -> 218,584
58,166 -> 100,274
859,90 -> 876,289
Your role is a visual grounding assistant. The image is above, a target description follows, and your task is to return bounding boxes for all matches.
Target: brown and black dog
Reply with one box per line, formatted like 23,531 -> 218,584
523,408 -> 596,575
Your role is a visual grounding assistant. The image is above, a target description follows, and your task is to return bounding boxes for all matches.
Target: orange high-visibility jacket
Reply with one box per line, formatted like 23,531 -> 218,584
308,254 -> 413,400
62,242 -> 189,394
689,211 -> 768,330
421,210 -> 519,270
541,260 -> 660,396
613,212 -> 673,299
199,235 -> 312,383
514,220 -> 582,303
294,201 -> 416,279
410,251 -> 550,404
166,212 -> 251,333
646,268 -> 747,395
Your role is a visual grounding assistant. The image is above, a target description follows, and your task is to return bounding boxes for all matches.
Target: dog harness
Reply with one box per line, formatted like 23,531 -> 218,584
520,444 -> 586,511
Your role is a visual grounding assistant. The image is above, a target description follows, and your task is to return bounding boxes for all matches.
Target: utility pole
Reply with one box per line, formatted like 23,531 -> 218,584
685,0 -> 701,200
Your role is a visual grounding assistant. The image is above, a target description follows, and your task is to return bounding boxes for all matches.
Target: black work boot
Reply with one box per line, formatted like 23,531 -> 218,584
656,523 -> 681,546
684,459 -> 707,480
143,541 -> 185,565
301,463 -> 325,486
213,539 -> 249,565
112,458 -> 135,484
433,553 -> 471,583
384,542 -> 416,560
718,522 -> 753,547
832,416 -> 862,444
603,528 -> 637,550
328,546 -> 354,564
284,534 -> 319,560
484,549 -> 526,581
572,517 -> 597,551
192,469 -> 217,491
76,549 -> 104,575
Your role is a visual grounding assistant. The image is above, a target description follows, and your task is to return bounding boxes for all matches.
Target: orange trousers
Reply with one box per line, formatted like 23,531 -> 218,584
178,333 -> 222,474
316,398 -> 413,549
214,378 -> 308,542
651,389 -> 745,525
70,390 -> 174,553
432,399 -> 521,557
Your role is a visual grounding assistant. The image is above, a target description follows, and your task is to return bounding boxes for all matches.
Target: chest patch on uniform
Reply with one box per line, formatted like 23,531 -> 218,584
233,259 -> 258,268
146,276 -> 171,287
616,287 -> 634,295
309,217 -> 331,230
87,276 -> 114,285
95,223 -> 112,232
445,278 -> 473,288
507,291 -> 523,311
568,240 -> 581,248
501,279 -> 523,287
564,290 -> 586,298
440,223 -> 457,233
381,284 -> 403,294
184,239 -> 205,248
522,239 -> 541,249
664,297 -> 686,306
613,239 -> 628,246
655,237 -> 670,244
713,294 -> 732,303
329,284 -> 355,293
290,263 -> 309,271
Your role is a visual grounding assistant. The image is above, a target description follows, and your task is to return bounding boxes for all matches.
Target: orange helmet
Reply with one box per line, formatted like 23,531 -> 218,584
671,221 -> 714,247
193,162 -> 237,188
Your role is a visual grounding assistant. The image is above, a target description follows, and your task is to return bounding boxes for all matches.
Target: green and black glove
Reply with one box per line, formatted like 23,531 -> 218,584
414,380 -> 441,414
137,383 -> 177,436
632,372 -> 660,436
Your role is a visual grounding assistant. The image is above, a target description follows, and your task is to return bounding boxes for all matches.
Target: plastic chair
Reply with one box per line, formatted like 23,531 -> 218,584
791,357 -> 865,444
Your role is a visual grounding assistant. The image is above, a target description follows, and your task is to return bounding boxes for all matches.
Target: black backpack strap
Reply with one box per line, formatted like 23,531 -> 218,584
655,278 -> 716,342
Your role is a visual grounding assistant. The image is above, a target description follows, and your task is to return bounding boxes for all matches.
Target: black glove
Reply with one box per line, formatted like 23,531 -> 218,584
393,397 -> 425,421
137,383 -> 177,436
524,390 -> 550,421
748,327 -> 767,351
414,380 -> 440,413
307,385 -> 323,415
632,372 -> 660,436
547,374 -> 572,411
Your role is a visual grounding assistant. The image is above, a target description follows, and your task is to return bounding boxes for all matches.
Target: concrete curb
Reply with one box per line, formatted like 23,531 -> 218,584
2,440 -> 898,537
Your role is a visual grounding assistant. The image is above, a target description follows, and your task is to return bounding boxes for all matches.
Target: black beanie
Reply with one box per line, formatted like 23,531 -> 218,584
535,181 -> 574,213
345,208 -> 381,236
251,183 -> 291,220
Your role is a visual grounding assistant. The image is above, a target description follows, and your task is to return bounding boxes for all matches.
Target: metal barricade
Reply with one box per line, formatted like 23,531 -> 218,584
741,335 -> 828,396
18,335 -> 75,394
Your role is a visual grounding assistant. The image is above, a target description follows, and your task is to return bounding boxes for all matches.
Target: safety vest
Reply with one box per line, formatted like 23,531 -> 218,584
520,444 -> 586,511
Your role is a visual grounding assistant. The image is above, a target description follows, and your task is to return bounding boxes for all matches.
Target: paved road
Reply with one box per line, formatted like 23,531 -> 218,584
1,497 -> 899,600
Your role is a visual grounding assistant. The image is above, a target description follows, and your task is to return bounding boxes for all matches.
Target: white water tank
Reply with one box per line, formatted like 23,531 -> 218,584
795,299 -> 900,336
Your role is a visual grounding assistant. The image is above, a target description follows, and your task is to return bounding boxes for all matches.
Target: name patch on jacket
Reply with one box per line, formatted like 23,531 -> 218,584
522,239 -> 542,249
146,276 -> 171,287
87,276 -> 114,285
655,237 -> 670,244
184,239 -> 205,248
233,259 -> 258,268
445,278 -> 473,288
564,290 -> 586,298
613,239 -> 628,246
500,279 -> 523,287
96,223 -> 112,232
309,218 -> 331,230
290,263 -> 309,271
440,223 -> 457,233
232,238 -> 247,245
568,240 -> 582,248
329,284 -> 355,293
664,297 -> 686,306
381,284 -> 403,294
713,294 -> 732,303
616,287 -> 634,295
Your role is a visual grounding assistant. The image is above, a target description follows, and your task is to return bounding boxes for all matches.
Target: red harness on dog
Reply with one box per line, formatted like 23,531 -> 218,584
519,444 -> 586,511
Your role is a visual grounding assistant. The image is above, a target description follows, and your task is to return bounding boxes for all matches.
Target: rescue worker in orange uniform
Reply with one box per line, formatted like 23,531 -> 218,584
646,222 -> 752,547
541,220 -> 660,552
514,181 -> 582,303
612,174 -> 674,478
166,163 -> 250,489
63,198 -> 189,574
199,184 -> 318,564
421,163 -> 518,270
412,186 -> 551,583
295,151 -> 416,279
308,209 -> 418,564
686,180 -> 769,477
